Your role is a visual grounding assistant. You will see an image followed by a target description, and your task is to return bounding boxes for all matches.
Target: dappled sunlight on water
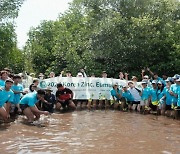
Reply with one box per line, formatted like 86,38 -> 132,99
0,111 -> 180,154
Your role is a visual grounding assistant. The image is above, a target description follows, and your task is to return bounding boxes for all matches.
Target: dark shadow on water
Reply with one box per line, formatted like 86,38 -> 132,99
54,109 -> 75,114
0,123 -> 11,131
0,116 -> 17,131
20,120 -> 47,128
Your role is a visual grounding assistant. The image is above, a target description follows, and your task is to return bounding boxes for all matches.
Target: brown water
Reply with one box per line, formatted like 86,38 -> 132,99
0,111 -> 180,154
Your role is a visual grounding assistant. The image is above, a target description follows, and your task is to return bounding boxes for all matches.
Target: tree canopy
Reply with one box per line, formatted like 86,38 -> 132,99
22,0 -> 180,77
0,0 -> 25,73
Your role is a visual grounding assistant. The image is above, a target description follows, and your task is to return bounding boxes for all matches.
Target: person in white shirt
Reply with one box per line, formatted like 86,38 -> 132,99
128,81 -> 141,112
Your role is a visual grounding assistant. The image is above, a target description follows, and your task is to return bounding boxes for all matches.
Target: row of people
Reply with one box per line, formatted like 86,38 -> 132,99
110,76 -> 180,115
0,67 -> 180,123
0,77 -> 180,124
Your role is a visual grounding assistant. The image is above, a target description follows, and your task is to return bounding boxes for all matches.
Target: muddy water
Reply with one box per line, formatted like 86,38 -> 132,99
0,111 -> 180,154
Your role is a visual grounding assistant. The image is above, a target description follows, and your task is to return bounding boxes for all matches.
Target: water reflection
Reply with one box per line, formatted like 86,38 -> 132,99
0,111 -> 179,154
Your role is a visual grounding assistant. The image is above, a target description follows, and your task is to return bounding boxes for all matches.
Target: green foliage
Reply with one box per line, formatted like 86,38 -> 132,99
0,0 -> 25,73
0,23 -> 25,73
0,0 -> 24,21
24,0 -> 180,77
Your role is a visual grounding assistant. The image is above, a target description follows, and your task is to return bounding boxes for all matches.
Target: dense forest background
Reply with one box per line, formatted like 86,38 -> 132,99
0,0 -> 180,78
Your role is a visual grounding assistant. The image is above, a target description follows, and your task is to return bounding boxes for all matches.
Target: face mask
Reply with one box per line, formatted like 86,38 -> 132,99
40,77 -> 44,80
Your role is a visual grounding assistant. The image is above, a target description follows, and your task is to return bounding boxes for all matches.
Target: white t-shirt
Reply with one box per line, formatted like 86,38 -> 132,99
128,87 -> 141,101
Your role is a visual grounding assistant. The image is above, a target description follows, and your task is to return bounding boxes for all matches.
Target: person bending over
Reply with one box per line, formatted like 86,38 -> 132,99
0,79 -> 14,122
19,90 -> 49,123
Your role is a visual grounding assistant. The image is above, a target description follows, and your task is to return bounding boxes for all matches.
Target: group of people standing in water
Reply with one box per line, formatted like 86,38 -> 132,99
0,67 -> 180,124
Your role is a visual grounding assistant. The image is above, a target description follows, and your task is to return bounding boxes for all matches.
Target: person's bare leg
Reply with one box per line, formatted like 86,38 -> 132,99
32,106 -> 41,120
68,100 -> 76,110
92,100 -> 97,110
114,103 -> 119,110
77,101 -> 81,110
82,101 -> 87,109
137,104 -> 141,112
23,107 -> 34,123
4,102 -> 11,118
98,100 -> 103,110
87,100 -> 92,110
55,102 -> 61,111
0,107 -> 8,122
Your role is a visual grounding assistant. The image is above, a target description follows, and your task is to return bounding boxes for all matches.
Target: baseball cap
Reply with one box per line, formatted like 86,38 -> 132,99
157,81 -> 162,85
5,78 -> 14,83
143,75 -> 149,79
172,74 -> 180,80
176,78 -> 180,82
152,80 -> 157,84
141,80 -> 148,84
45,86 -> 53,91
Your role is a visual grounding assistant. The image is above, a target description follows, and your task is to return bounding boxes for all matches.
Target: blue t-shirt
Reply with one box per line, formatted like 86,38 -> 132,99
175,85 -> 180,107
150,88 -> 158,102
177,91 -> 180,107
0,79 -> 5,87
141,87 -> 151,100
170,84 -> 178,103
111,88 -> 122,100
0,87 -> 14,107
122,90 -> 134,101
157,88 -> 164,101
163,87 -> 174,105
11,84 -> 24,104
20,92 -> 38,107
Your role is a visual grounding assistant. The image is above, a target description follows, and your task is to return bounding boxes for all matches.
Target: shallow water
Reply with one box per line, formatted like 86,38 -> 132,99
0,111 -> 180,154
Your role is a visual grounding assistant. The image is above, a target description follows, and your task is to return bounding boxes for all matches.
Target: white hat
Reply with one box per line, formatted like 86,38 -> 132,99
152,80 -> 157,84
113,82 -> 118,86
144,75 -> 149,79
157,81 -> 162,84
141,80 -> 148,84
123,85 -> 128,88
45,86 -> 53,91
176,78 -> 180,82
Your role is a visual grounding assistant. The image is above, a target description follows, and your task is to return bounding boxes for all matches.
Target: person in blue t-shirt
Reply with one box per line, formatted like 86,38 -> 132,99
11,75 -> 24,114
140,80 -> 151,112
149,80 -> 158,111
160,78 -> 175,116
0,71 -> 8,86
169,77 -> 179,107
20,89 -> 49,123
0,79 -> 14,122
156,81 -> 165,114
174,78 -> 180,108
122,85 -> 134,110
110,83 -> 122,109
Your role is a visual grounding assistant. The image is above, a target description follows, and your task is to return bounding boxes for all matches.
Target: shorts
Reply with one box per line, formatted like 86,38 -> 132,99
127,101 -> 133,105
140,100 -> 149,106
20,104 -> 29,111
165,105 -> 172,110
60,99 -> 71,108
149,103 -> 157,111
132,101 -> 140,104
